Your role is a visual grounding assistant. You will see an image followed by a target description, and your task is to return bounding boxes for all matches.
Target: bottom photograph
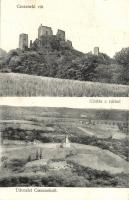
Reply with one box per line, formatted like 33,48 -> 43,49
0,105 -> 129,187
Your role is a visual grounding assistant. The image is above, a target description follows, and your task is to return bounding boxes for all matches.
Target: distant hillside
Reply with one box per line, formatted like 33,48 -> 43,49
0,48 -> 7,58
0,73 -> 129,96
0,106 -> 128,122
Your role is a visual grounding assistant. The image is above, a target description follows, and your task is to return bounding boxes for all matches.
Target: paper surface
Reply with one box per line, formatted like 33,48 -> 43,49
0,0 -> 129,199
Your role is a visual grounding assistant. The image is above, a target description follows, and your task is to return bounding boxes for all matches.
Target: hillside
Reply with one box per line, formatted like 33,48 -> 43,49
0,73 -> 129,96
0,48 -> 7,58
0,28 -> 129,86
1,34 -> 128,85
0,106 -> 128,121
0,142 -> 129,187
0,106 -> 129,187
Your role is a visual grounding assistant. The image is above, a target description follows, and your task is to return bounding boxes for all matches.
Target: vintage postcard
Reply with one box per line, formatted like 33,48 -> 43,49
0,0 -> 129,96
0,0 -> 129,199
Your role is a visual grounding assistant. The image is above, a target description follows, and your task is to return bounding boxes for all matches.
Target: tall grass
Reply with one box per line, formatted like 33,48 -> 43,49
0,73 -> 129,96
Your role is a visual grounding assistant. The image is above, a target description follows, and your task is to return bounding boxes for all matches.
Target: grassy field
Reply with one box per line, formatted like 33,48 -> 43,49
0,106 -> 129,186
0,142 -> 129,188
0,73 -> 129,96
77,124 -> 126,139
1,143 -> 129,177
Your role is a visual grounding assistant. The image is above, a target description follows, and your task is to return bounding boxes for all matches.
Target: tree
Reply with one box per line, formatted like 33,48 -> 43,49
36,150 -> 39,160
114,48 -> 129,84
27,155 -> 31,162
95,64 -> 124,84
39,148 -> 43,159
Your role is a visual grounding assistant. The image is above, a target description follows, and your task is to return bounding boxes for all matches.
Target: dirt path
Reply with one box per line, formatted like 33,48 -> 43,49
2,143 -> 60,152
78,126 -> 95,136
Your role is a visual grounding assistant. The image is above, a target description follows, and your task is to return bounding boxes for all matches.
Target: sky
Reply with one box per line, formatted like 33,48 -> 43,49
1,0 -> 129,57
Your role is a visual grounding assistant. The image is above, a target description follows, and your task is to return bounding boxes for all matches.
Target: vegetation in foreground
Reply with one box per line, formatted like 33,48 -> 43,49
0,72 -> 129,96
0,154 -> 129,187
0,106 -> 129,187
1,44 -> 129,97
1,39 -> 129,86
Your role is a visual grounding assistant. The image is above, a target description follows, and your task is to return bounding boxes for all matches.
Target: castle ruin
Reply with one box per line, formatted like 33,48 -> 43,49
56,29 -> 65,40
66,40 -> 72,48
18,26 -> 101,54
30,40 -> 33,49
19,33 -> 28,50
94,47 -> 99,56
38,24 -> 53,38
19,24 -> 73,51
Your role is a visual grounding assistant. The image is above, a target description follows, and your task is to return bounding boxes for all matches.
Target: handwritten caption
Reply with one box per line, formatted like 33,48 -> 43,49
16,4 -> 44,9
89,99 -> 121,104
16,188 -> 57,192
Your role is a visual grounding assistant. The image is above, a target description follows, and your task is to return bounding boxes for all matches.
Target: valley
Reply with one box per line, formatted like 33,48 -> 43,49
0,106 -> 129,187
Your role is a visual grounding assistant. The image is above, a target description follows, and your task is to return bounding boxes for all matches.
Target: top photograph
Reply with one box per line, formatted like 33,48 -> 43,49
0,0 -> 129,97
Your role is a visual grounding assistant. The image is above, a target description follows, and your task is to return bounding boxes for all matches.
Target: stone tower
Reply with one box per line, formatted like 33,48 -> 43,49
19,33 -> 28,50
56,29 -> 65,40
30,40 -> 33,49
94,47 -> 99,56
38,24 -> 53,38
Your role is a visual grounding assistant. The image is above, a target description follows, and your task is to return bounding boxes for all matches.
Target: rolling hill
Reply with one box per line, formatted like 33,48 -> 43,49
0,106 -> 129,187
0,106 -> 128,121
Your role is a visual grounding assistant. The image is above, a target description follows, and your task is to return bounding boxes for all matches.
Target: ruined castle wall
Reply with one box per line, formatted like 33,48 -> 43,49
30,40 -> 33,48
38,25 -> 53,38
56,29 -> 65,40
66,40 -> 72,48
